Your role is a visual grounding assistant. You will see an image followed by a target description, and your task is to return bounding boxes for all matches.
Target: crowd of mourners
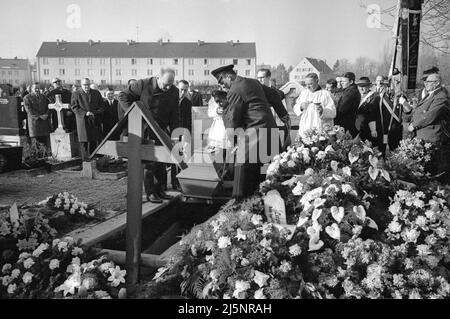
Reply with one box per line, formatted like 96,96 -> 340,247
1,63 -> 448,202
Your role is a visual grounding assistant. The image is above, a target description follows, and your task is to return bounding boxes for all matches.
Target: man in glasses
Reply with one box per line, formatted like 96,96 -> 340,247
408,72 -> 450,184
46,77 -> 76,133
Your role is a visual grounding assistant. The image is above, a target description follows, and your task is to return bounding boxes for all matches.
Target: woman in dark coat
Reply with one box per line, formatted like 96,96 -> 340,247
355,77 -> 380,148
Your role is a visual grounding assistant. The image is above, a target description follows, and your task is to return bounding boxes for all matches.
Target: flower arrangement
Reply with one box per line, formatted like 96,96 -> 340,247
150,126 -> 450,299
0,205 -> 57,266
386,138 -> 436,184
0,236 -> 127,299
39,192 -> 97,218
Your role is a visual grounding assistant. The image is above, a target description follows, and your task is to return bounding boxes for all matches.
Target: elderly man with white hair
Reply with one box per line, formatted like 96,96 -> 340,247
408,72 -> 450,183
293,73 -> 336,139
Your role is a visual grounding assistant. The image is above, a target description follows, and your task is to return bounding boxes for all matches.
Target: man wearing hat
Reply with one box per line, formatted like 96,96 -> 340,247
355,77 -> 380,147
70,78 -> 105,161
336,72 -> 361,137
46,77 -> 76,133
211,64 -> 277,200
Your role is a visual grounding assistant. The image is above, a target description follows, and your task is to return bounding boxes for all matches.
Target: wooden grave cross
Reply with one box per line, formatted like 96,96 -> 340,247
90,101 -> 187,292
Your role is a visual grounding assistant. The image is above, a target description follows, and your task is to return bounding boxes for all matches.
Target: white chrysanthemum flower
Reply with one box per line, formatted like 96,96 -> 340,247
233,280 -> 250,298
415,216 -> 427,228
388,219 -> 402,233
217,236 -> 231,249
342,167 -> 352,176
251,214 -> 263,226
23,258 -> 35,269
279,260 -> 292,273
287,160 -> 296,168
289,244 -> 302,257
22,272 -> 33,284
49,259 -> 60,270
341,184 -> 353,194
57,241 -> 69,252
11,269 -> 20,279
2,264 -> 12,274
7,283 -> 17,294
254,288 -> 266,299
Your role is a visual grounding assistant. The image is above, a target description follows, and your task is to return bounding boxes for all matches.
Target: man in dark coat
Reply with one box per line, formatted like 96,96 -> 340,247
102,88 -> 120,140
70,78 -> 105,161
335,72 -> 361,137
212,64 -> 278,200
188,81 -> 203,106
118,68 -> 180,203
408,73 -> 450,184
23,83 -> 51,148
257,68 -> 291,151
46,78 -> 76,133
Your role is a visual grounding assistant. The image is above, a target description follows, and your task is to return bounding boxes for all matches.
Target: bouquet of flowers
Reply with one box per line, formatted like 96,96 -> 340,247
386,138 -> 436,184
0,236 -> 127,299
0,205 -> 57,266
39,192 -> 97,218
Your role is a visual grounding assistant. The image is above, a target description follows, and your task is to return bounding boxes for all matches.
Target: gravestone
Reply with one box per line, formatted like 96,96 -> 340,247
0,96 -> 20,144
48,95 -> 79,160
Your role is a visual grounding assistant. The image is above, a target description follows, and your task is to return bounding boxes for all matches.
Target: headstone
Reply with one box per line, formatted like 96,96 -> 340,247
0,96 -> 21,145
48,95 -> 79,160
264,189 -> 287,224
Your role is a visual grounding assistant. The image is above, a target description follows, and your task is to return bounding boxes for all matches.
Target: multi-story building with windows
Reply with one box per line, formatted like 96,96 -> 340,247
0,58 -> 32,86
36,40 -> 257,86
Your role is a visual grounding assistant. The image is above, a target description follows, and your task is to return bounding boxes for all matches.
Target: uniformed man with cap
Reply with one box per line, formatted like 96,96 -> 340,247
46,77 -> 76,133
211,64 -> 278,200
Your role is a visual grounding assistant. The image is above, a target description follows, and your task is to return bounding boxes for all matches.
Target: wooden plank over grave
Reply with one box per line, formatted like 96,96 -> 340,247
65,191 -> 181,247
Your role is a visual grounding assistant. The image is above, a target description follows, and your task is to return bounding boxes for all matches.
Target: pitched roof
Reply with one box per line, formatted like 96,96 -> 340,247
36,41 -> 256,58
304,57 -> 333,74
0,58 -> 29,70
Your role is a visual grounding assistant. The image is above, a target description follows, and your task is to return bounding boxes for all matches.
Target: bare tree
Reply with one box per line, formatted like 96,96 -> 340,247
360,0 -> 450,54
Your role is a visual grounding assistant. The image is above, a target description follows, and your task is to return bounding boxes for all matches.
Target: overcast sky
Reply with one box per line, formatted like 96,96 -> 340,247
0,0 -> 397,67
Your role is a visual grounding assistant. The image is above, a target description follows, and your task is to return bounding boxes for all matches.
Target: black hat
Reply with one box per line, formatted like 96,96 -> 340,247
355,77 -> 372,86
422,66 -> 439,80
342,72 -> 356,82
392,68 -> 401,76
211,64 -> 235,81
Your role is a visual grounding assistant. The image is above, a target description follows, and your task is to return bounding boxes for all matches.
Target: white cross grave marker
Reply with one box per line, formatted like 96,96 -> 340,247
48,94 -> 69,133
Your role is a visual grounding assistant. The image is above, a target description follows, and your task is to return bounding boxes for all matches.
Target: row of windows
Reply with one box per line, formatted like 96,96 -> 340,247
1,70 -> 20,75
42,68 -> 253,77
42,57 -> 253,66
296,67 -> 314,72
2,79 -> 21,84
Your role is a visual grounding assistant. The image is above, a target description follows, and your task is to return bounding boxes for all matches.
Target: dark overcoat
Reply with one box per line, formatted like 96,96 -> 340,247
118,77 -> 179,143
102,98 -> 120,140
23,93 -> 50,138
411,87 -> 450,143
335,84 -> 361,137
70,89 -> 105,142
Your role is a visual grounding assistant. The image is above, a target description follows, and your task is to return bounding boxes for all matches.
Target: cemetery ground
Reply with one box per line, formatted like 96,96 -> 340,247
0,171 -> 128,211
